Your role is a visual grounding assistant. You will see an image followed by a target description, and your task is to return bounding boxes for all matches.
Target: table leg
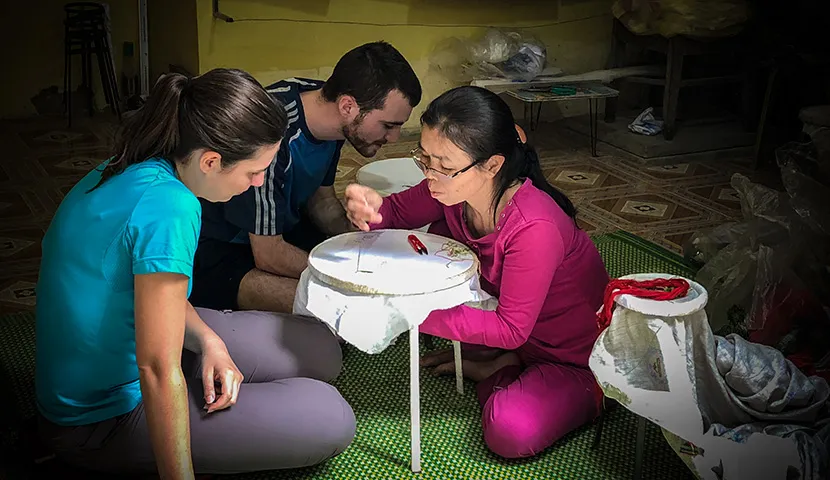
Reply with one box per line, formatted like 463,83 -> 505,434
523,102 -> 542,132
589,98 -> 599,157
633,415 -> 646,480
410,327 -> 421,473
452,340 -> 464,395
532,102 -> 542,131
662,40 -> 684,141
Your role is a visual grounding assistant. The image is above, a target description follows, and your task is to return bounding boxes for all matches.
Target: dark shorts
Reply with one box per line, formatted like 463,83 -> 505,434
190,214 -> 329,311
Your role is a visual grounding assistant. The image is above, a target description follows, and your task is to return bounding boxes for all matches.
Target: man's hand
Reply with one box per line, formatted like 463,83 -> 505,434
200,340 -> 243,414
307,186 -> 353,236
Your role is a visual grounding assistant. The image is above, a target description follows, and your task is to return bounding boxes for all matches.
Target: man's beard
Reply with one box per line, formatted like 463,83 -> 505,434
343,117 -> 385,158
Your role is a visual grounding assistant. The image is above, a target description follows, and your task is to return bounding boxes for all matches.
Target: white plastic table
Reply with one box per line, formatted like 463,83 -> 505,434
299,230 -> 481,473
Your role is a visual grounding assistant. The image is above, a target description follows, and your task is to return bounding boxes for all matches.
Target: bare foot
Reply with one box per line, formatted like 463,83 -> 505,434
430,351 -> 521,382
420,345 -> 504,367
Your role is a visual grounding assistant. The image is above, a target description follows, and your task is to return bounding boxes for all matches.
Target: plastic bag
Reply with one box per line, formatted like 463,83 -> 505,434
628,107 -> 664,135
684,221 -> 747,265
695,241 -> 756,333
468,28 -> 517,64
777,142 -> 830,237
687,134 -> 830,375
429,28 -> 547,82
612,0 -> 749,38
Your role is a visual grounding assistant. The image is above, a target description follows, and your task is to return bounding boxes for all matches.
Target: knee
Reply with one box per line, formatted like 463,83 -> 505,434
481,405 -> 553,459
303,321 -> 344,382
326,386 -> 356,457
295,379 -> 356,460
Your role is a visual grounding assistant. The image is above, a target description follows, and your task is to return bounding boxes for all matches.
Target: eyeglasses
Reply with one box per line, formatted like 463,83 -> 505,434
410,147 -> 477,182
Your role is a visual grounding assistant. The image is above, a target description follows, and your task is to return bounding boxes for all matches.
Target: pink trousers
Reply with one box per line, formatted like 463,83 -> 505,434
476,362 -> 600,459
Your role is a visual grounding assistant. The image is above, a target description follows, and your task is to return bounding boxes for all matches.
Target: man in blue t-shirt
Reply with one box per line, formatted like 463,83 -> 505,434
191,41 -> 421,313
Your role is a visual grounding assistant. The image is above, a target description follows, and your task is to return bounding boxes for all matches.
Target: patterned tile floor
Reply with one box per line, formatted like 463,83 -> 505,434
0,113 -> 769,315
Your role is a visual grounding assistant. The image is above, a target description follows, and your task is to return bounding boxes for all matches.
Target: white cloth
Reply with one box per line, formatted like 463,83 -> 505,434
589,274 -> 829,480
293,267 -> 497,354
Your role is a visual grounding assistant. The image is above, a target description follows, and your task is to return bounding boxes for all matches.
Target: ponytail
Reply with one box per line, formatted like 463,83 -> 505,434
520,143 -> 577,219
90,73 -> 188,191
88,68 -> 289,193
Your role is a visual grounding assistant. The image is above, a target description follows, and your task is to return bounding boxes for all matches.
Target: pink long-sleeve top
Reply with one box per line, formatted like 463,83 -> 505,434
371,178 -> 610,368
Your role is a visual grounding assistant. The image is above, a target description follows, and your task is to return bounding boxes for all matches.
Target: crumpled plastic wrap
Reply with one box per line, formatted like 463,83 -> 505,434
612,0 -> 749,38
429,28 -> 547,82
684,134 -> 830,381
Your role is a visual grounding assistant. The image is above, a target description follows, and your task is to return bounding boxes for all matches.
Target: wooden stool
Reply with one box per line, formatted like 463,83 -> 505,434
604,18 -> 753,140
64,2 -> 122,126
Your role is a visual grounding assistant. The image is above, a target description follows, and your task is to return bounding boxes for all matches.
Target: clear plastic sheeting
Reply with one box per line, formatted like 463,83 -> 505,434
429,28 -> 547,83
684,135 -> 830,381
612,0 -> 749,38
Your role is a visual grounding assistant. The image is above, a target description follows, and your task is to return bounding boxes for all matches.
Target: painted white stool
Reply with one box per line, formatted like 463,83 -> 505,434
296,230 -> 487,473
356,156 -> 425,196
587,274 -> 804,479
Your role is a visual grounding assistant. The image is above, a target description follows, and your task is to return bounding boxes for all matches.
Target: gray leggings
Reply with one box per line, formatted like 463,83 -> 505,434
38,308 -> 356,475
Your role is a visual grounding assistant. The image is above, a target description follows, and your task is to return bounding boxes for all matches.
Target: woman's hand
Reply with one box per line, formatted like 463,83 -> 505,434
344,184 -> 384,231
200,340 -> 243,414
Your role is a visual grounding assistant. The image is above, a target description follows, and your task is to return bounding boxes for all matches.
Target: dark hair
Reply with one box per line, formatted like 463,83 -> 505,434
92,68 -> 288,189
420,86 -> 577,223
321,41 -> 422,112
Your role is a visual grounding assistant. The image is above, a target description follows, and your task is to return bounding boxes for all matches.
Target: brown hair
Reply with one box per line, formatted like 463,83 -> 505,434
91,68 -> 287,190
321,41 -> 421,111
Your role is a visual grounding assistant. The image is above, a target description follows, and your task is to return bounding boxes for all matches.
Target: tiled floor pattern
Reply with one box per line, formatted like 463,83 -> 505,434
0,114 -> 759,314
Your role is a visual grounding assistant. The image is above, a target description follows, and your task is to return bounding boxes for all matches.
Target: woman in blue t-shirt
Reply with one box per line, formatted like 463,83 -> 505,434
35,68 -> 355,478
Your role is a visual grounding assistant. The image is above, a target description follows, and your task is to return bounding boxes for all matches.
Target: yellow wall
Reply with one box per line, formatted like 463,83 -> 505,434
0,0 -> 139,119
148,0 -> 200,81
195,0 -> 614,132
0,0 -> 613,124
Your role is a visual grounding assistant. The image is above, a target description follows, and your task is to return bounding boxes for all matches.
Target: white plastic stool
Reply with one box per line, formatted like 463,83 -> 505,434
356,157 -> 429,233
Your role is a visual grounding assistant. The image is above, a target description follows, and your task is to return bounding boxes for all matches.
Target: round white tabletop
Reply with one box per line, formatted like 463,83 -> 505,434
308,230 -> 478,296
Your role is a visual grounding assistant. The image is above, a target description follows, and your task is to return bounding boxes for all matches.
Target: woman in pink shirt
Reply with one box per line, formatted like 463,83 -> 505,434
345,86 -> 609,459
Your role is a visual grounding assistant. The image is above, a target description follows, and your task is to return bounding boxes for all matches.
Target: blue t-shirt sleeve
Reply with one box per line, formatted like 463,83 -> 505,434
128,182 -> 201,277
321,141 -> 344,187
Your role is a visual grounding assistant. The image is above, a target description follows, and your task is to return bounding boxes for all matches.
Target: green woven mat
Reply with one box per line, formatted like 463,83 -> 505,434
0,312 -> 37,451
0,231 -> 698,479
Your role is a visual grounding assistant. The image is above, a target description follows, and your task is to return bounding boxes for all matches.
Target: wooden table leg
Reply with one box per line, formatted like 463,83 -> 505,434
662,39 -> 684,141
410,327 -> 421,473
452,340 -> 464,394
